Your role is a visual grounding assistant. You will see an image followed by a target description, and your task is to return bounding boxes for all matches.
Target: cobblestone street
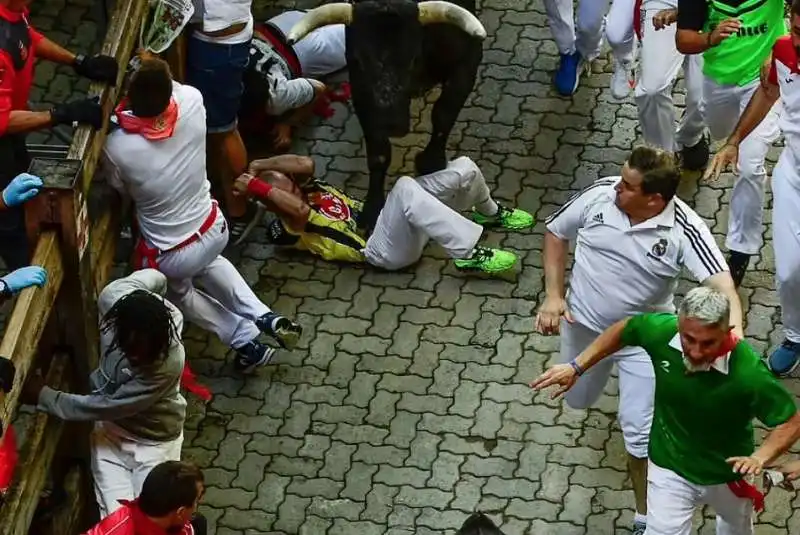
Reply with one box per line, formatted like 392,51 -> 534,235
22,0 -> 800,533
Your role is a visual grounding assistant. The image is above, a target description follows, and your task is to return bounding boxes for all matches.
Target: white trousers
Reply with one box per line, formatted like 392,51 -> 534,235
771,149 -> 800,343
269,11 -> 347,77
544,0 -> 610,58
645,461 -> 754,535
560,320 -> 654,458
144,209 -> 271,349
703,77 -> 780,255
605,0 -> 637,64
634,10 -> 705,151
363,156 -> 487,271
91,423 -> 183,518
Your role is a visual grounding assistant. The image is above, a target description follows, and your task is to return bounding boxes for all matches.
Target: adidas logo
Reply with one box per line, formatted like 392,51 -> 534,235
592,212 -> 604,224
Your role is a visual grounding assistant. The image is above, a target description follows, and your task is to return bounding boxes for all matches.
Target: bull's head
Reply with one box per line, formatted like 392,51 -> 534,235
287,0 -> 486,137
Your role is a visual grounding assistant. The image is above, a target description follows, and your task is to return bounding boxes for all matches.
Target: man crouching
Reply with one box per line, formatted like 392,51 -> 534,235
233,155 -> 533,275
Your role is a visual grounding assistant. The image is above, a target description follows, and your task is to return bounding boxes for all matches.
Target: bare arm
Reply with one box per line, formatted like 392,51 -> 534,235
676,29 -> 712,54
753,412 -> 800,467
35,36 -> 77,65
258,187 -> 311,231
727,83 -> 780,147
6,110 -> 53,134
543,231 -> 569,298
704,272 -> 744,338
248,155 -> 315,180
574,318 -> 630,371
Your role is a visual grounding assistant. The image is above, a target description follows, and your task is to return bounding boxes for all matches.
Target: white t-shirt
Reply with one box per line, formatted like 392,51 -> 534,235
103,82 -> 215,251
545,178 -> 728,333
191,0 -> 254,44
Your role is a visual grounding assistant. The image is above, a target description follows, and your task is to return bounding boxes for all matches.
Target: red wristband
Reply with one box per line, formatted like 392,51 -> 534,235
247,178 -> 273,199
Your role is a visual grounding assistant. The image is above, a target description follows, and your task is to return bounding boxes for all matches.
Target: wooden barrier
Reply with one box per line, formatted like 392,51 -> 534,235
0,0 -> 150,533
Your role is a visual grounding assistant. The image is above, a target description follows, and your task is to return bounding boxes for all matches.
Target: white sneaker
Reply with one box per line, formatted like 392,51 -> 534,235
610,60 -> 633,100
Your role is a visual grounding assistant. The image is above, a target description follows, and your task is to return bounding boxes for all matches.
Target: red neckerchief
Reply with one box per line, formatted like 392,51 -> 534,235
122,499 -> 194,535
114,97 -> 179,141
715,331 -> 740,359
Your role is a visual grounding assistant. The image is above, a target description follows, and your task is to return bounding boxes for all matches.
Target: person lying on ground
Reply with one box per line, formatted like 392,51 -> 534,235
239,10 -> 347,151
233,154 -> 534,276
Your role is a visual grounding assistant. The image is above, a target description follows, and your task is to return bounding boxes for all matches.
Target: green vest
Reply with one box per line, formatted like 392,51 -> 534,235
703,0 -> 786,86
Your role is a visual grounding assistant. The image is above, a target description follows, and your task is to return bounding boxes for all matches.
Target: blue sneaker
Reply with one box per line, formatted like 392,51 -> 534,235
767,340 -> 800,377
554,52 -> 583,96
234,340 -> 276,374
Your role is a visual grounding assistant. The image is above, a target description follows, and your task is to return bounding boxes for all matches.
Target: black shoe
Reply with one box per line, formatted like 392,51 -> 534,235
228,203 -> 267,247
234,340 -> 275,374
727,251 -> 750,288
256,312 -> 303,350
681,135 -> 710,171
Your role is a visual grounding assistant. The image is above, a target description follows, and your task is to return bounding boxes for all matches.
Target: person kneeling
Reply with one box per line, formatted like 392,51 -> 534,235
234,155 -> 533,275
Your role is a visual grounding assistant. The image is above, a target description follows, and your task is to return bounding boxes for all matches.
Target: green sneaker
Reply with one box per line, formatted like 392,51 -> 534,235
472,204 -> 534,230
453,246 -> 518,274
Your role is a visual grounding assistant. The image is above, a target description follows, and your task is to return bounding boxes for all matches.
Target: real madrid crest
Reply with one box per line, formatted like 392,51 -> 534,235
651,238 -> 668,258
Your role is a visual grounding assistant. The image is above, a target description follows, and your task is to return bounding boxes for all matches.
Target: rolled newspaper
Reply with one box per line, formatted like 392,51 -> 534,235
127,0 -> 194,74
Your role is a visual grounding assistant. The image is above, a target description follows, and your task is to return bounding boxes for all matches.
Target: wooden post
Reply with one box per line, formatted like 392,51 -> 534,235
26,158 -> 98,384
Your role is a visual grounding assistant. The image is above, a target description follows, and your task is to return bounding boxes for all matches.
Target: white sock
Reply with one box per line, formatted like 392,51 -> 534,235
476,197 -> 499,216
634,512 -> 647,525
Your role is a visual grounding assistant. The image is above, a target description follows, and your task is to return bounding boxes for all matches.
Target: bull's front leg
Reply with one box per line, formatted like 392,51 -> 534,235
359,133 -> 393,232
416,43 -> 482,176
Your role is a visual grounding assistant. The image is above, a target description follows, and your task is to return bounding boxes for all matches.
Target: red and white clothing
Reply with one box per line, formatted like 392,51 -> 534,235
103,81 -> 272,350
83,499 -> 205,535
190,0 -> 253,44
766,36 -> 800,344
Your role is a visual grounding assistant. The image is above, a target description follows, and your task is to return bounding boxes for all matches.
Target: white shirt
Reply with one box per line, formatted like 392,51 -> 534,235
545,178 -> 728,333
772,36 -> 800,186
191,0 -> 254,44
103,82 -> 214,251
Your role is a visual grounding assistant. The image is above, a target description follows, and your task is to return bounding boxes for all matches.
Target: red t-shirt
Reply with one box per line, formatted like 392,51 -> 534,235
0,3 -> 42,135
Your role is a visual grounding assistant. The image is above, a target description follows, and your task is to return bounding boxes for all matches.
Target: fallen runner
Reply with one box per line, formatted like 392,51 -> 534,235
233,154 -> 533,275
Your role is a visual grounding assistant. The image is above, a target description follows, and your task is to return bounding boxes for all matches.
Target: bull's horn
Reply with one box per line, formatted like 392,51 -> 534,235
286,4 -> 353,44
417,1 -> 487,39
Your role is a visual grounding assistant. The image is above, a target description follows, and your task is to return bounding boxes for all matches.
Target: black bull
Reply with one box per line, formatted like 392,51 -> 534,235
287,0 -> 486,230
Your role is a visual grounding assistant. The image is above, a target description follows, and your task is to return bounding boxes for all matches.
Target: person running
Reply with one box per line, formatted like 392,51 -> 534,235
537,145 -> 742,534
233,154 -> 532,275
704,1 -> 800,375
676,0 -> 785,286
532,286 -> 800,534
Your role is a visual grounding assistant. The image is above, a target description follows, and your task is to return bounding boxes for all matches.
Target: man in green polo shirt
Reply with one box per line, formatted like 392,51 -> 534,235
676,0 -> 786,287
531,286 -> 800,534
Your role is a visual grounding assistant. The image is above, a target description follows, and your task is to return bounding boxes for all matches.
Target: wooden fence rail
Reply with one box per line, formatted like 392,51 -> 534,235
0,0 -> 149,533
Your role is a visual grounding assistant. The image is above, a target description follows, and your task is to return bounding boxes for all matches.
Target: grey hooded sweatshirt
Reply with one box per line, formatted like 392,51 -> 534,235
37,269 -> 187,442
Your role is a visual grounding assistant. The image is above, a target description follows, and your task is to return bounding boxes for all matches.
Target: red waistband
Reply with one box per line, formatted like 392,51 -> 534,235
137,201 -> 219,268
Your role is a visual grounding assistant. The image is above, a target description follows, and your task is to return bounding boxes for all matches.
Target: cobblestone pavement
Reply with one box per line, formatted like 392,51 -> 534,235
22,0 -> 800,533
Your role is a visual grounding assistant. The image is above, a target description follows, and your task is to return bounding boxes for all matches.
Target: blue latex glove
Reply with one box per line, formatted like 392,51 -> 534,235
1,266 -> 47,294
2,173 -> 43,208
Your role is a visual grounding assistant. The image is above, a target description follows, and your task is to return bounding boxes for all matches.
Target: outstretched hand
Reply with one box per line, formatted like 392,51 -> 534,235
726,455 -> 765,476
529,363 -> 578,399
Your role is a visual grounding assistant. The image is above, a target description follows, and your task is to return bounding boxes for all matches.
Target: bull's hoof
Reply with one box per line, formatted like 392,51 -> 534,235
415,150 -> 447,176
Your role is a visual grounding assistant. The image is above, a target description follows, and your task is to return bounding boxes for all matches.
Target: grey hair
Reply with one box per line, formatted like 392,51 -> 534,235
678,286 -> 730,328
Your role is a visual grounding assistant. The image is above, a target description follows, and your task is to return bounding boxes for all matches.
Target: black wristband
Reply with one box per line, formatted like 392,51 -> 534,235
73,54 -> 86,67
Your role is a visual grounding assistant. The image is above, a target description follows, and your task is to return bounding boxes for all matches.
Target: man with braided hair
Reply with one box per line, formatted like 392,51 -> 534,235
22,269 -> 187,517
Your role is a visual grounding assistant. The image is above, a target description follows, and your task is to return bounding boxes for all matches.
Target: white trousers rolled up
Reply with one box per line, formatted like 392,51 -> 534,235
144,209 -> 271,349
364,156 -> 487,271
560,320 -> 654,458
703,77 -> 780,255
645,461 -> 754,535
771,148 -> 800,343
91,423 -> 183,518
635,10 -> 705,151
